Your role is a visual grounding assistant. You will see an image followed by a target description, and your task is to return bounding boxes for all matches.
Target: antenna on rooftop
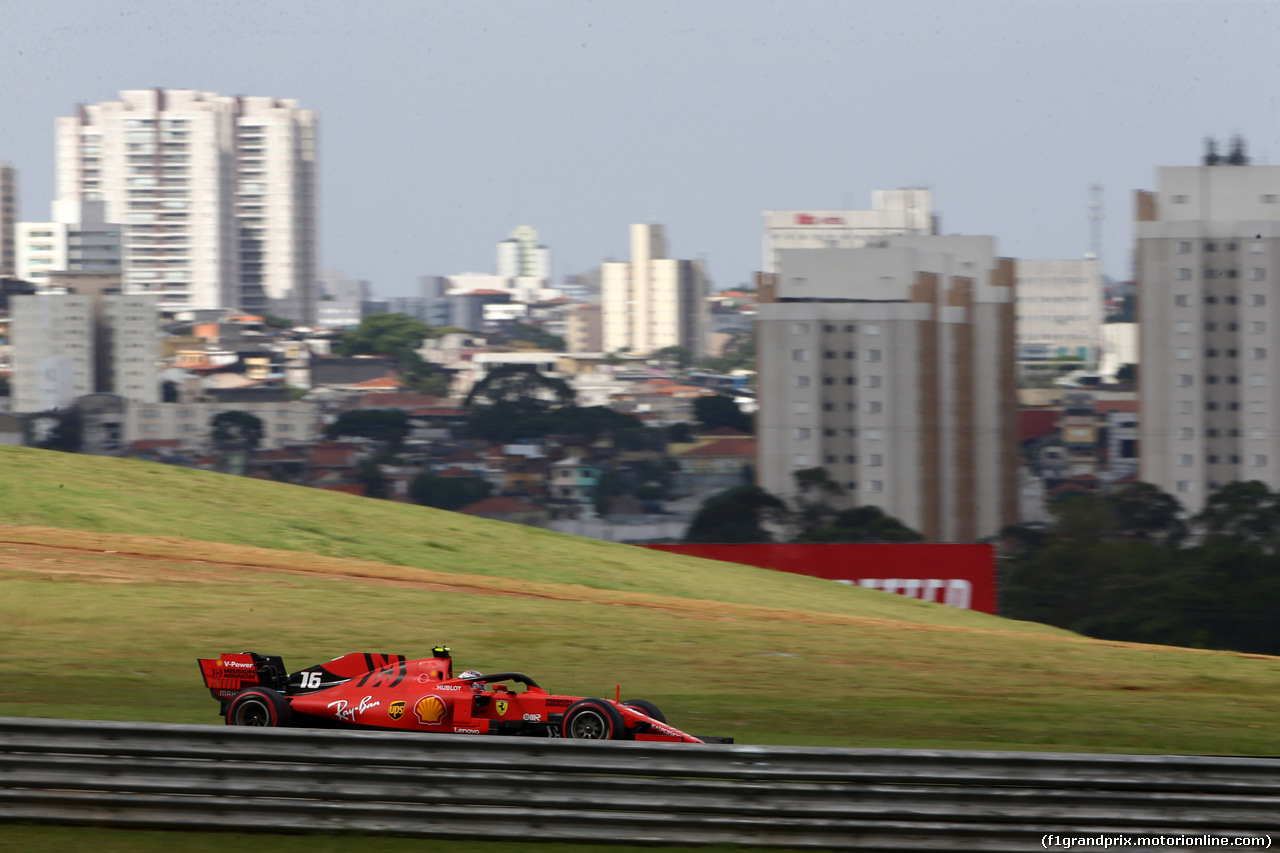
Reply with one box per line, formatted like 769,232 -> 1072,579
1087,183 -> 1104,276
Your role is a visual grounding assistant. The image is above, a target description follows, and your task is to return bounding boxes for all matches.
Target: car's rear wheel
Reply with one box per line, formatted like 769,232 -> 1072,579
562,698 -> 627,740
226,688 -> 292,727
621,698 -> 666,724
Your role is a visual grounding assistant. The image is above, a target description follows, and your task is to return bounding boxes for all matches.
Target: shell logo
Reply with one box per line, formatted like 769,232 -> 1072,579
414,695 -> 448,725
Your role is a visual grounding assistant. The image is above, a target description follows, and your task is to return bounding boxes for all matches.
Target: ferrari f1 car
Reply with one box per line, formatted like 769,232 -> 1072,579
198,646 -> 731,743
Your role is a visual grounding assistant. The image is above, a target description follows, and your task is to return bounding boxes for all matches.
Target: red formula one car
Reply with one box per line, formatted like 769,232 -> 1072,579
198,646 -> 730,743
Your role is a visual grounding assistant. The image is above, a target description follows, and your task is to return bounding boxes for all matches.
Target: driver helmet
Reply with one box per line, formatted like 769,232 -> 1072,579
458,669 -> 483,689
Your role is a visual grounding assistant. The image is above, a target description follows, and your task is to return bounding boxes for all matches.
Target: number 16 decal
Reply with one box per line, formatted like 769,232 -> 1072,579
300,672 -> 322,688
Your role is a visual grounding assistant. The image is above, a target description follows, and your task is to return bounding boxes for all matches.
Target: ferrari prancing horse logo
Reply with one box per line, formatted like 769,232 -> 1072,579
496,700 -> 509,716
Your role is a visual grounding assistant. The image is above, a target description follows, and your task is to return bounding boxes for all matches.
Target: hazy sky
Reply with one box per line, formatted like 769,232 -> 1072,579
3,0 -> 1279,295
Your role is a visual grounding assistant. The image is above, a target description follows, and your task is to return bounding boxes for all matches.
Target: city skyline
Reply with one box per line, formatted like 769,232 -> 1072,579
4,2 -> 1280,295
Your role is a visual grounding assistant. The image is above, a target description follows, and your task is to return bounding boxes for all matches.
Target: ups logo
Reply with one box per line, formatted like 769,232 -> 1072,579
388,700 -> 406,720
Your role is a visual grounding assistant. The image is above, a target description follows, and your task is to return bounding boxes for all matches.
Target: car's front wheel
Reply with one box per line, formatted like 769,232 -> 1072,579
562,698 -> 627,740
225,688 -> 292,727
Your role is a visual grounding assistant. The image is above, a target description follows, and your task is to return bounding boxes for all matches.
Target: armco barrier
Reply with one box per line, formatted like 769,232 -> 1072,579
1,718 -> 1278,850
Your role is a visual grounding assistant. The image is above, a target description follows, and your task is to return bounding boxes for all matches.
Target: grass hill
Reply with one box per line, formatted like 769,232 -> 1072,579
2,444 -> 1279,754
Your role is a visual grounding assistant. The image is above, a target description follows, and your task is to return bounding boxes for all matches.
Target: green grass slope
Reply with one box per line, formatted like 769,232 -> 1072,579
3,445 -> 1280,754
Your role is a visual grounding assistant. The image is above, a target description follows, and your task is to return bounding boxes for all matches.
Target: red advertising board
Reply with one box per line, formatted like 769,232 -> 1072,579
644,543 -> 998,614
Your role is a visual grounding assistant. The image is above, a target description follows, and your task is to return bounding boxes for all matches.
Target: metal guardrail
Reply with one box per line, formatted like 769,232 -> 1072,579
1,717 -> 1278,850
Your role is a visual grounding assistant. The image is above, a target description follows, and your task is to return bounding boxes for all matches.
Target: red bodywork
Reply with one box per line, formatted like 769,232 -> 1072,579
198,651 -> 718,743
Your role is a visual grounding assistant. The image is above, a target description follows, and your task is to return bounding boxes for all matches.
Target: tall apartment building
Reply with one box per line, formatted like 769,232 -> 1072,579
756,235 -> 1018,541
496,225 -> 550,279
763,188 -> 935,274
55,89 -> 317,323
601,223 -> 706,357
16,200 -> 122,284
1137,140 -> 1280,511
1014,257 -> 1104,366
1,162 -> 16,275
10,271 -> 159,413
315,269 -> 370,329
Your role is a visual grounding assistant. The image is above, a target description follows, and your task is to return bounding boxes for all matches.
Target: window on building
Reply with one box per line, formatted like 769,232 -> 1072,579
793,428 -> 810,440
791,323 -> 810,335
1255,348 -> 1268,360
1179,454 -> 1193,467
791,349 -> 809,362
792,375 -> 810,388
822,402 -> 834,412
1175,322 -> 1191,333
1173,195 -> 1189,204
1178,375 -> 1193,387
1255,455 -> 1269,467
865,324 -> 881,335
793,402 -> 810,415
793,454 -> 811,466
868,480 -> 883,492
868,454 -> 883,467
1176,348 -> 1191,360
1175,294 -> 1190,306
867,376 -> 882,388
1179,427 -> 1194,439
1178,241 -> 1192,254
1177,269 -> 1192,280
1177,481 -> 1194,493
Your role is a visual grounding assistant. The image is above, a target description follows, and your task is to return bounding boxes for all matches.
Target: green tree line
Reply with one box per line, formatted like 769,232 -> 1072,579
1001,481 -> 1280,655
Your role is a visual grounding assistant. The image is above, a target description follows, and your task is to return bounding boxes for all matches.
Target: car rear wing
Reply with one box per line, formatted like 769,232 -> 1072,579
197,652 -> 287,702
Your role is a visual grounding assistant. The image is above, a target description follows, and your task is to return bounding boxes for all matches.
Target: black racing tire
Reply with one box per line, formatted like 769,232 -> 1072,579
225,688 -> 292,727
562,698 -> 628,740
621,699 -> 666,724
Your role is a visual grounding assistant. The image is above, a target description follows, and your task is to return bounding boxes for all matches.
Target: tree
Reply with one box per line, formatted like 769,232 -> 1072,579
685,485 -> 787,543
1194,480 -> 1280,552
506,323 -> 565,352
410,473 -> 492,511
463,364 -> 577,442
1108,482 -> 1186,545
356,461 -> 389,499
36,409 -> 82,453
797,505 -> 924,543
210,411 -> 264,452
789,467 -> 844,539
326,409 -> 411,452
336,313 -> 447,394
337,313 -> 433,358
652,346 -> 693,369
693,394 -> 752,434
465,363 -> 575,415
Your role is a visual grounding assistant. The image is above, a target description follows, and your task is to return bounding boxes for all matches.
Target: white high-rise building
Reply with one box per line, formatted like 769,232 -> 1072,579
496,225 -> 550,279
1137,139 -> 1280,511
1014,258 -> 1105,365
1,162 -> 16,276
601,224 -> 707,357
756,234 -> 1019,542
763,188 -> 935,274
55,89 -> 317,323
16,200 -> 122,284
10,271 -> 159,413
